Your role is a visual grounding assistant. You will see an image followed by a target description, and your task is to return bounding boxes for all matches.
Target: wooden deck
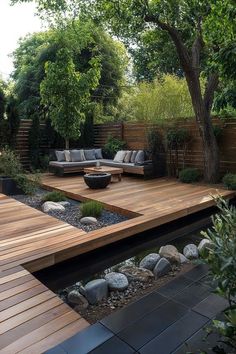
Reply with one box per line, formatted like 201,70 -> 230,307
0,176 -> 235,353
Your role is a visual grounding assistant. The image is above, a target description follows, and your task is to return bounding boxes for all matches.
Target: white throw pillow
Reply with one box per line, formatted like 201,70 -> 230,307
124,150 -> 132,163
64,150 -> 71,162
114,150 -> 127,163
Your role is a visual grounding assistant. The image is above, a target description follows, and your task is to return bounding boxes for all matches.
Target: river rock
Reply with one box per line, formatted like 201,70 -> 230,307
198,239 -> 213,254
179,253 -> 189,264
68,290 -> 89,309
80,216 -> 98,225
84,279 -> 108,305
58,201 -> 70,207
139,253 -> 160,270
159,245 -> 180,264
42,201 -> 65,213
119,265 -> 154,282
153,258 -> 172,278
105,272 -> 129,291
183,244 -> 199,259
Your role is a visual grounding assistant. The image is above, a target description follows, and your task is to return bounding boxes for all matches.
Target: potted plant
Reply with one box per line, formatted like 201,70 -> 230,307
0,147 -> 39,195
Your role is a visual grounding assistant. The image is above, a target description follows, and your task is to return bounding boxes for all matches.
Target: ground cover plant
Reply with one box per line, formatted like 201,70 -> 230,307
179,168 -> 201,184
222,173 -> 236,190
42,190 -> 66,202
80,200 -> 104,218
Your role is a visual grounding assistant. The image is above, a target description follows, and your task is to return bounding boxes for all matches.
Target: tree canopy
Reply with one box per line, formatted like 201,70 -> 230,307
12,19 -> 128,121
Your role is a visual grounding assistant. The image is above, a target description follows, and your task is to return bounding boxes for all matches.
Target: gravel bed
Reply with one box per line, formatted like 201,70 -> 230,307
12,189 -> 128,232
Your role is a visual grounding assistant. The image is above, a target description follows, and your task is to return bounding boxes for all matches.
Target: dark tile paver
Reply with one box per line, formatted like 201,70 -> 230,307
173,281 -> 211,308
60,323 -> 113,354
117,300 -> 188,350
139,310 -> 209,354
156,275 -> 193,298
183,264 -> 209,282
89,336 -> 136,354
45,345 -> 67,354
193,293 -> 229,319
100,292 -> 168,334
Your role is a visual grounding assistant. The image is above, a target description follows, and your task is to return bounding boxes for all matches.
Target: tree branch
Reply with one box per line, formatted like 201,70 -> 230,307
144,14 -> 191,71
191,17 -> 204,72
204,73 -> 219,114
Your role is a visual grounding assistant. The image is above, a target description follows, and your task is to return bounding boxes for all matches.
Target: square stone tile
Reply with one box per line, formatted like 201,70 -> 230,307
89,336 -> 136,354
101,292 -> 168,334
173,281 -> 211,308
183,264 -> 209,282
139,310 -> 209,354
117,300 -> 188,350
156,275 -> 193,298
193,294 -> 229,319
60,323 -> 113,354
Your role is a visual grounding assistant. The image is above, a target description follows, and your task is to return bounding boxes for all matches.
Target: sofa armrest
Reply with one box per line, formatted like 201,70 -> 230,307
135,160 -> 153,166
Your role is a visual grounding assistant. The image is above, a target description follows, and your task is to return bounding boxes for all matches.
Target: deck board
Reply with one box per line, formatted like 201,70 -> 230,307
0,175 -> 234,353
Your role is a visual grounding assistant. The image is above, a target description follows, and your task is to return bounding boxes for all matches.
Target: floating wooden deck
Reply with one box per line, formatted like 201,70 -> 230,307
0,176 -> 234,353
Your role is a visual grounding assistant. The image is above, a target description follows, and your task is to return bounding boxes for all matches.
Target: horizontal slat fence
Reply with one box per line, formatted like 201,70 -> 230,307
94,119 -> 236,174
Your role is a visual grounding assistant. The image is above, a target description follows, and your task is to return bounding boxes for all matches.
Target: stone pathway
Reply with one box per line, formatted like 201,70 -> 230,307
45,264 -> 229,354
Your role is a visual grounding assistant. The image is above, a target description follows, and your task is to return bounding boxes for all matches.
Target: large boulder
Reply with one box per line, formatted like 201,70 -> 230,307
183,244 -> 199,259
105,272 -> 129,291
179,253 -> 189,264
159,245 -> 180,264
68,290 -> 89,309
153,258 -> 172,278
42,201 -> 65,213
139,253 -> 160,270
119,265 -> 154,283
198,239 -> 213,255
80,217 -> 98,225
84,279 -> 108,305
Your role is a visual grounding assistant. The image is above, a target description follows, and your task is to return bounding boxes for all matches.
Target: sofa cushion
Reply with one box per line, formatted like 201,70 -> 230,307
124,150 -> 132,163
95,148 -> 103,159
135,150 -> 145,164
70,149 -> 85,162
84,149 -> 96,160
49,160 -> 96,168
64,150 -> 71,162
55,150 -> 65,162
130,150 -> 138,163
114,150 -> 126,163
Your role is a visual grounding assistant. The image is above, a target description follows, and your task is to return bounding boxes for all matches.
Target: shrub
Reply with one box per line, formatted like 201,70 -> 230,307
0,147 -> 39,195
179,168 -> 201,183
104,135 -> 126,158
42,191 -> 66,202
201,198 -> 236,352
222,173 -> 236,190
80,200 -> 104,218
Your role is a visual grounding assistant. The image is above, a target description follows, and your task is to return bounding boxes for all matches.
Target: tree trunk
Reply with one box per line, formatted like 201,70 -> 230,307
65,138 -> 69,149
185,73 -> 220,183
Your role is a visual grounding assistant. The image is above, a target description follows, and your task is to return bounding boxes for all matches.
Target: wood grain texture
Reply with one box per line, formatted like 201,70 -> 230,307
0,175 -> 234,353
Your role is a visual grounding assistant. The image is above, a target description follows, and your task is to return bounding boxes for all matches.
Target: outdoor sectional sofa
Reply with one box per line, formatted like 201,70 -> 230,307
49,148 -> 156,178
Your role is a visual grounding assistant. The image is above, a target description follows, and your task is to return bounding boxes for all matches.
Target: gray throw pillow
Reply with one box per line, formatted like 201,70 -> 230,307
84,149 -> 96,160
64,150 -> 71,162
70,149 -> 85,162
95,148 -> 103,159
135,150 -> 145,164
130,150 -> 138,163
124,150 -> 132,163
55,150 -> 65,162
114,150 -> 127,162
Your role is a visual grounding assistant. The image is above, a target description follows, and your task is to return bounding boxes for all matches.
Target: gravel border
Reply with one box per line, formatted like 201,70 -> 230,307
13,189 -> 128,232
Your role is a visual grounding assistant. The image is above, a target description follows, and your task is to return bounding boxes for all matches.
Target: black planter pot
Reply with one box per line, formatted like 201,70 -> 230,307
0,176 -> 23,195
84,173 -> 111,189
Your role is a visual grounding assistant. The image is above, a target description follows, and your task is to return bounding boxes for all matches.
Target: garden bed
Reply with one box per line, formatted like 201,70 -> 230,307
13,189 -> 128,232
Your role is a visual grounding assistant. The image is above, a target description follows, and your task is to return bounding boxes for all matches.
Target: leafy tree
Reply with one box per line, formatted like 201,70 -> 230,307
40,47 -> 100,148
12,21 -> 127,124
